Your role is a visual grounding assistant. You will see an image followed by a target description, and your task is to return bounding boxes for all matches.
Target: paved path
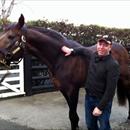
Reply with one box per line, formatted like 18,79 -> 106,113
0,119 -> 34,130
0,89 -> 129,130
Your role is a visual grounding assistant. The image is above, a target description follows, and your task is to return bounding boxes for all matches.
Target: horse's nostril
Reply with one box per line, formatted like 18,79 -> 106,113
6,53 -> 12,60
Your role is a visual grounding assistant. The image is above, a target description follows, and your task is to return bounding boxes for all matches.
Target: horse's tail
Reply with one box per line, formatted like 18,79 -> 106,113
117,78 -> 127,106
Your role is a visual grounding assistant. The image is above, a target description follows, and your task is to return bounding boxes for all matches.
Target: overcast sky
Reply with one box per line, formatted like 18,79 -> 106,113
7,0 -> 130,29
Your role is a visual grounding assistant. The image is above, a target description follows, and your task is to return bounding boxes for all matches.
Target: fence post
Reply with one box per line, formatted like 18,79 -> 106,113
24,54 -> 32,96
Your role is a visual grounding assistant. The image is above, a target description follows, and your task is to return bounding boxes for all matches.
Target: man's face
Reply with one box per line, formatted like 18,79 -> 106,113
97,41 -> 112,56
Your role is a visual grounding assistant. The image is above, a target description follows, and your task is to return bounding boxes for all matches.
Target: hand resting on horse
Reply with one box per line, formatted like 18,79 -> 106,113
61,46 -> 74,56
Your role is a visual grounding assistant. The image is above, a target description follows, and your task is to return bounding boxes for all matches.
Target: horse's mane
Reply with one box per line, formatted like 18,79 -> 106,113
28,26 -> 67,42
28,26 -> 83,48
4,23 -> 17,30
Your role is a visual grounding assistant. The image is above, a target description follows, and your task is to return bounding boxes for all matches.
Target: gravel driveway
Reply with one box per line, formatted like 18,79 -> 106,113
0,89 -> 129,130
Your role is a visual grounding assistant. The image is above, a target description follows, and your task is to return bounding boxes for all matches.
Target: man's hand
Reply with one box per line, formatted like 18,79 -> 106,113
92,107 -> 102,116
61,46 -> 73,56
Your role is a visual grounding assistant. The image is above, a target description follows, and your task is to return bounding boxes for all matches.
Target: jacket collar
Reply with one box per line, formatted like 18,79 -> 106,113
94,52 -> 111,63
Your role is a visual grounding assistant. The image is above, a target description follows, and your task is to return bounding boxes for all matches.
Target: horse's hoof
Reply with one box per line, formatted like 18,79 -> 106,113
72,126 -> 79,130
125,119 -> 130,124
76,127 -> 79,130
117,119 -> 130,130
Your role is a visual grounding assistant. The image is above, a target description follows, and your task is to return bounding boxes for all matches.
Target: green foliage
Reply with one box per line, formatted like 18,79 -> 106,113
0,19 -> 11,31
1,18 -> 130,46
26,19 -> 130,47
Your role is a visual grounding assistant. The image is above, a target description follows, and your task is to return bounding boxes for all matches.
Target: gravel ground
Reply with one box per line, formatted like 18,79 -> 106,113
0,88 -> 129,130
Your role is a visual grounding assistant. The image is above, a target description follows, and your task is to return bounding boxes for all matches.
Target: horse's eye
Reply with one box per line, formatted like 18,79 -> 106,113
8,35 -> 15,40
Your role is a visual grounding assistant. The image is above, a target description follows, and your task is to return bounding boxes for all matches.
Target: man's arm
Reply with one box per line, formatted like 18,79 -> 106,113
93,61 -> 120,116
97,61 -> 120,110
61,46 -> 92,59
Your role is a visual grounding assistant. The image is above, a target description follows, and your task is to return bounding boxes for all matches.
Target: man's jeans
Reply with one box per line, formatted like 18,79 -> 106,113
85,94 -> 112,130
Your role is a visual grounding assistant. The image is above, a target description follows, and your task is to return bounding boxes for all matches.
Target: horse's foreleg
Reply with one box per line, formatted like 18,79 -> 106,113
69,89 -> 80,130
61,87 -> 80,130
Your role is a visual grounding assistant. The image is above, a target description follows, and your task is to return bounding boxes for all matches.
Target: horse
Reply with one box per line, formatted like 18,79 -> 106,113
0,14 -> 130,130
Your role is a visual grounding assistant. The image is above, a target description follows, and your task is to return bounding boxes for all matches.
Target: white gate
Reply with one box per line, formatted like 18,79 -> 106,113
0,60 -> 25,98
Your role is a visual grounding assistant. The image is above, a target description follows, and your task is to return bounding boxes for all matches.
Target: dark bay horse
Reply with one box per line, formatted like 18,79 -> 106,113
0,14 -> 130,130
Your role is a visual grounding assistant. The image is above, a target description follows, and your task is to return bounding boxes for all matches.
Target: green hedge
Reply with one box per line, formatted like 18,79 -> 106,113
27,19 -> 130,46
0,18 -> 130,46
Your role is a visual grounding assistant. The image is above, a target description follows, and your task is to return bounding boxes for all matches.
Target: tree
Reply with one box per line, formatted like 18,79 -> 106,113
0,0 -> 16,25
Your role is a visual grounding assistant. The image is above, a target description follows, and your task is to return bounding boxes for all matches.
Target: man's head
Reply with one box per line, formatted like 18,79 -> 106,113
98,35 -> 112,45
97,35 -> 112,56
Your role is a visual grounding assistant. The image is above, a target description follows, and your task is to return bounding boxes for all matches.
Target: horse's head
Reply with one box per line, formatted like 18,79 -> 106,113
0,14 -> 26,68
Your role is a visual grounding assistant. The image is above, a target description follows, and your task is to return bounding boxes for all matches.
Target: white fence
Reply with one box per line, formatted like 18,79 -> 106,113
0,60 -> 25,98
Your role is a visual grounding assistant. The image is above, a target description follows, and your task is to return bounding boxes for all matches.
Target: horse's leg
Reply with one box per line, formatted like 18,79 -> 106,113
121,89 -> 130,123
126,93 -> 130,120
117,78 -> 127,106
117,77 -> 130,121
61,87 -> 80,130
68,88 -> 80,130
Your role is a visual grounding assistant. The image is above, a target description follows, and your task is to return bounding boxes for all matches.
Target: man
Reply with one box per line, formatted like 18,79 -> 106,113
61,35 -> 120,130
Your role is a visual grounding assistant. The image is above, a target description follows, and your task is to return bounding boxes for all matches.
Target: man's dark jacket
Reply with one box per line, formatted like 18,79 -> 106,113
72,47 -> 120,110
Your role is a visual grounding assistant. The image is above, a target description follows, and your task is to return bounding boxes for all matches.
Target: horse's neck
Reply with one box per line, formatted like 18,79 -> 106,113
87,44 -> 97,53
25,29 -> 62,71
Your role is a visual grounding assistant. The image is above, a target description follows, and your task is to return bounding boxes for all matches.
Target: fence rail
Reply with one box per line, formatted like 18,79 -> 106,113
0,60 -> 25,98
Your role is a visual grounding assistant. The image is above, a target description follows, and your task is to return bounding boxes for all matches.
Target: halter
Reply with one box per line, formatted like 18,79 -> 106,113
1,35 -> 26,65
0,35 -> 26,83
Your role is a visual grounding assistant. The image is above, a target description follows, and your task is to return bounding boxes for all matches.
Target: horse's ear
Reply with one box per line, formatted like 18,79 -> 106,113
16,14 -> 25,29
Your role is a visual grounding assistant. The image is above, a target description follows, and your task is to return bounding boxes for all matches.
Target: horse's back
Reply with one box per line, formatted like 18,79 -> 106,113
112,43 -> 129,76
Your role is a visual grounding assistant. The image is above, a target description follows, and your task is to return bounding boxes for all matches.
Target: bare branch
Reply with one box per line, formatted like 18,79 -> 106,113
6,0 -> 15,18
0,0 -> 16,25
1,0 -> 6,19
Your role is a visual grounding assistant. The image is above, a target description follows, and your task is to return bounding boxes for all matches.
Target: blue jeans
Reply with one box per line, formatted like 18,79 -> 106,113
85,94 -> 112,130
